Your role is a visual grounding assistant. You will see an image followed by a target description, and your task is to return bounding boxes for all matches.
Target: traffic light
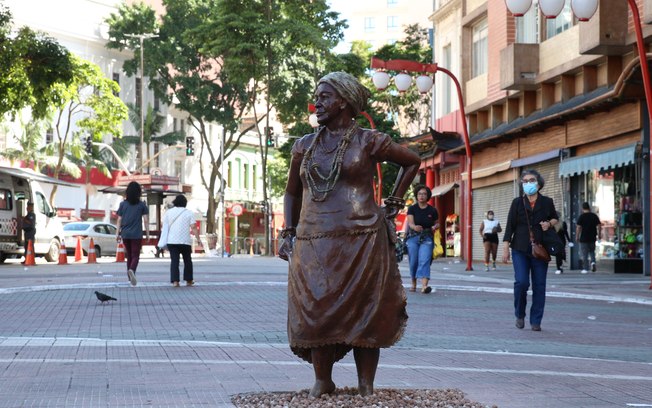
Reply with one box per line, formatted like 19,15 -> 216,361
85,137 -> 93,154
185,136 -> 194,156
265,127 -> 274,148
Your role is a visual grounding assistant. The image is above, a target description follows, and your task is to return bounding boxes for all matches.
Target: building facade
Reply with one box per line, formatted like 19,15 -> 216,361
427,0 -> 650,275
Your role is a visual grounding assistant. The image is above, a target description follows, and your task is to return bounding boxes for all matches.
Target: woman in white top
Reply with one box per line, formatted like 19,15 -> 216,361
163,195 -> 200,287
479,210 -> 502,271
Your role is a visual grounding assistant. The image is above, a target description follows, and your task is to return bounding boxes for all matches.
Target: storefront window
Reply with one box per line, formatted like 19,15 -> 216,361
590,171 -> 615,260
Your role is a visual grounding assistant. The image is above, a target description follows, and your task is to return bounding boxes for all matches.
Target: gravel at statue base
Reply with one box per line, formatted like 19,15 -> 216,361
232,387 -> 497,407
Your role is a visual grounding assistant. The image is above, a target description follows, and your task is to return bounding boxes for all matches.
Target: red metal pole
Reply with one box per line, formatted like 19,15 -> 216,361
438,67 -> 473,271
627,0 -> 652,288
360,111 -> 383,205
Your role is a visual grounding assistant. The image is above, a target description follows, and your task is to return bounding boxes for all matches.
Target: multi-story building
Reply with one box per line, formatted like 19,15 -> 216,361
336,0 -> 433,51
425,0 -> 650,275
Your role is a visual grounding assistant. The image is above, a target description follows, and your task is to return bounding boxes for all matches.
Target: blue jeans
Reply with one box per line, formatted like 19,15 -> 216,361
406,234 -> 433,280
511,248 -> 549,325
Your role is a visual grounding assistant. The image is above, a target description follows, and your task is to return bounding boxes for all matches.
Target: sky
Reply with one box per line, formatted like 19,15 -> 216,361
327,0 -> 353,53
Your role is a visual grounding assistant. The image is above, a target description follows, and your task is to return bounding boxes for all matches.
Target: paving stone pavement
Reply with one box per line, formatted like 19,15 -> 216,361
0,254 -> 651,407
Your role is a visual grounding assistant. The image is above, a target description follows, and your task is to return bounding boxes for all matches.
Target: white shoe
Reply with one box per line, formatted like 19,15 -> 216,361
128,269 -> 137,286
581,269 -> 588,274
555,270 -> 562,275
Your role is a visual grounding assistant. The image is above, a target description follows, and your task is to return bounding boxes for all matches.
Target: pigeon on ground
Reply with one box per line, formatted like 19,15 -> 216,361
95,291 -> 117,304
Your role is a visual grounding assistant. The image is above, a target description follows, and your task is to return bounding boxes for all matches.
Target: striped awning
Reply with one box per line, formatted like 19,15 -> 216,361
431,182 -> 458,197
559,143 -> 638,177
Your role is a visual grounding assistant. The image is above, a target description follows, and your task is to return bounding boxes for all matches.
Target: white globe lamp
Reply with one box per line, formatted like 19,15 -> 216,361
539,0 -> 566,18
372,71 -> 391,90
415,75 -> 434,94
504,0 -> 533,16
308,113 -> 319,128
571,0 -> 599,21
394,72 -> 412,93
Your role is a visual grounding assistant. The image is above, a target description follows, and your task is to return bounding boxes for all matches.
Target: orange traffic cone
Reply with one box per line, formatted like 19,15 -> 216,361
74,236 -> 83,262
23,239 -> 36,266
87,238 -> 97,264
58,240 -> 68,265
115,239 -> 125,263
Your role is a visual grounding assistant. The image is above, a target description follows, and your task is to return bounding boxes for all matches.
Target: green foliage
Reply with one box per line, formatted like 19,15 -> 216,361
0,5 -> 74,118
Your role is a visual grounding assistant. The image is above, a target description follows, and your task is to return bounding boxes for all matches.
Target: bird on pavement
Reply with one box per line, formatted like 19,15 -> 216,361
95,291 -> 117,304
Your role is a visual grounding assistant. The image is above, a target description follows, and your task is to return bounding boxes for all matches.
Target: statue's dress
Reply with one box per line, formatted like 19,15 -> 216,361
288,128 -> 408,363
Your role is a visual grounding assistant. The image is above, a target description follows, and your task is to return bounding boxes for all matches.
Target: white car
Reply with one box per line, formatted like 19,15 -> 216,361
62,222 -> 119,258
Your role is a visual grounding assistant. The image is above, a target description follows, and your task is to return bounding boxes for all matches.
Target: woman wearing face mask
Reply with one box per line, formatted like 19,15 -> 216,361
502,170 -> 558,331
480,210 -> 501,271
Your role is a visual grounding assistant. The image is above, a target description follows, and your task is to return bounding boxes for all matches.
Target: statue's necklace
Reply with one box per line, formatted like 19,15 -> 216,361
302,122 -> 358,202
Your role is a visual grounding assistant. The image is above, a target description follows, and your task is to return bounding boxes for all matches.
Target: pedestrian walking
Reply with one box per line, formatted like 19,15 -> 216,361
115,181 -> 149,286
161,195 -> 200,287
405,185 -> 439,293
278,71 -> 420,397
21,201 -> 36,264
554,217 -> 572,274
502,169 -> 558,331
479,210 -> 501,271
576,202 -> 602,274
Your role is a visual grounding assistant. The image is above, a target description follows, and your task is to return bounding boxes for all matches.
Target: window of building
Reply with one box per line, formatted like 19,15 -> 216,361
545,2 -> 572,40
252,165 -> 257,191
442,44 -> 452,114
173,118 -> 178,132
472,18 -> 488,78
174,160 -> 183,183
180,119 -> 186,134
135,77 -> 142,108
112,73 -> 120,97
235,158 -> 242,188
227,161 -> 233,187
387,16 -> 399,30
364,17 -> 375,33
243,163 -> 249,189
45,128 -> 53,144
387,0 -> 398,6
387,39 -> 397,46
154,96 -> 160,111
516,1 -> 539,44
153,143 -> 160,167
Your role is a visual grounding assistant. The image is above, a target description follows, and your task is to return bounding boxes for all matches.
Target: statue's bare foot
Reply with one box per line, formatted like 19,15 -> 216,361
309,380 -> 336,397
358,382 -> 374,397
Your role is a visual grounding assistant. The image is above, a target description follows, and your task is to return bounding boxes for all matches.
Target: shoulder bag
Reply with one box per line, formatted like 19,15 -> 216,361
523,198 -> 550,263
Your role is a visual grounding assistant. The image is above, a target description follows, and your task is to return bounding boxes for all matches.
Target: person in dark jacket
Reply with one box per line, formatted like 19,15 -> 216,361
554,216 -> 572,274
502,169 -> 558,332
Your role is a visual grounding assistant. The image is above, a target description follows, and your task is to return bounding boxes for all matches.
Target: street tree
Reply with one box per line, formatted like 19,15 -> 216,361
193,0 -> 346,253
117,102 -> 185,172
46,54 -> 128,203
0,4 -> 74,119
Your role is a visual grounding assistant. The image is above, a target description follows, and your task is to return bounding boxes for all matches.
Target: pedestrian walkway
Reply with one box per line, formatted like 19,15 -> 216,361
0,256 -> 650,407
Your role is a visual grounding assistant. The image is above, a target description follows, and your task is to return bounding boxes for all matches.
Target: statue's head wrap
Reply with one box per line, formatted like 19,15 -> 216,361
317,72 -> 371,115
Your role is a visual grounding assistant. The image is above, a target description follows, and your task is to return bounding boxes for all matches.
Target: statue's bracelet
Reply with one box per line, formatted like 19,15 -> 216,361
384,196 -> 406,209
280,227 -> 296,238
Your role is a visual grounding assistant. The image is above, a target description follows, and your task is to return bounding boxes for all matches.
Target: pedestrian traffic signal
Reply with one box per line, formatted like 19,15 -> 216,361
185,136 -> 194,156
85,137 -> 93,154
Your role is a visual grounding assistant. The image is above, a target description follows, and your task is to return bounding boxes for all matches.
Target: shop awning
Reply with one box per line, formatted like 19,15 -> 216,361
511,149 -> 560,168
461,160 -> 511,180
431,182 -> 458,197
559,143 -> 638,177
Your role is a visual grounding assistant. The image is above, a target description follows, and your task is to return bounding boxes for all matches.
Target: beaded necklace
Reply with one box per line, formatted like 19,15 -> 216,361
302,121 -> 358,202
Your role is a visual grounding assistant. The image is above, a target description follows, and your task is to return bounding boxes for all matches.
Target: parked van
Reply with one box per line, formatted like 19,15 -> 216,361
0,166 -> 69,263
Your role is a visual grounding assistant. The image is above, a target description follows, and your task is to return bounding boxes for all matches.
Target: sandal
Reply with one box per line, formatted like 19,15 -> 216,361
421,286 -> 432,294
172,281 -> 180,287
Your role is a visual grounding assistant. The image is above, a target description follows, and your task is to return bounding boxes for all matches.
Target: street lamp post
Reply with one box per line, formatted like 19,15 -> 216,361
370,57 -> 474,271
125,33 -> 158,174
505,0 -> 652,287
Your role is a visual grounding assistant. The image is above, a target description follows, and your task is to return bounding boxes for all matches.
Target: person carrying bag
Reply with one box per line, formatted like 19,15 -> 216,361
502,169 -> 558,332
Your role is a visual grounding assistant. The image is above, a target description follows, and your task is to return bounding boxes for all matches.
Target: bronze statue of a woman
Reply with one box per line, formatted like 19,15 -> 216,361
279,72 -> 420,397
